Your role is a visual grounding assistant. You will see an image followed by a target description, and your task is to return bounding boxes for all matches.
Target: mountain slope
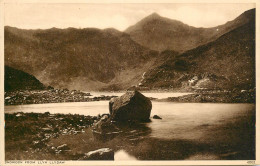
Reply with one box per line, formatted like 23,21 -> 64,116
141,16 -> 255,90
5,66 -> 46,91
4,27 -> 158,91
4,9 -> 255,92
125,9 -> 255,52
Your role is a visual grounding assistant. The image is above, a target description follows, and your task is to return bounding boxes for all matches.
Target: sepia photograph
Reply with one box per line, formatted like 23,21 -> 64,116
1,0 -> 258,164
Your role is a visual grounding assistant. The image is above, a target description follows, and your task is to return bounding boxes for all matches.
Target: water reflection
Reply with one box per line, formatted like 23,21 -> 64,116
92,121 -> 152,145
90,121 -> 214,160
89,108 -> 255,160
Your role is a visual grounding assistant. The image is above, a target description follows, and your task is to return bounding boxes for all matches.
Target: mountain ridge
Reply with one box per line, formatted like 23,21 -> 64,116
5,26 -> 158,91
140,15 -> 255,90
4,8 -> 255,91
125,8 -> 255,52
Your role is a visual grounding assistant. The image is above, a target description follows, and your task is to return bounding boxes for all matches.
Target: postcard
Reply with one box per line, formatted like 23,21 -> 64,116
0,0 -> 259,165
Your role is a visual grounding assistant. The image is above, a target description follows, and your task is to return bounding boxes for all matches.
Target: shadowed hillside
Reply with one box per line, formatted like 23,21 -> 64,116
141,15 -> 255,91
5,66 -> 45,91
5,27 -> 158,91
125,9 -> 255,52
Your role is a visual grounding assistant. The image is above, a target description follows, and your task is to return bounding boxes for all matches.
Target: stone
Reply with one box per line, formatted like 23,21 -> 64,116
93,115 -> 112,133
82,148 -> 114,160
5,96 -> 11,100
109,90 -> 152,122
92,115 -> 119,141
42,128 -> 52,133
153,115 -> 162,119
57,144 -> 69,150
16,113 -> 24,117
43,112 -> 50,116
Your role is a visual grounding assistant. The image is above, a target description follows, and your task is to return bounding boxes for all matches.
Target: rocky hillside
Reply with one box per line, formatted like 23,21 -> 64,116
5,27 -> 158,91
4,9 -> 255,92
5,66 -> 45,91
125,9 -> 255,52
140,15 -> 255,91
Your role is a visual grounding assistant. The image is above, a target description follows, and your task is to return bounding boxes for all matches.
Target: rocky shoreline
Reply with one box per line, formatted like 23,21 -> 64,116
162,89 -> 255,103
5,112 -> 92,159
4,89 -> 117,105
5,112 -> 118,160
4,88 -> 256,106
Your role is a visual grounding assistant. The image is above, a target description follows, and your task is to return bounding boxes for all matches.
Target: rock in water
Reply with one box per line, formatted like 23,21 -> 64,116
93,115 -> 119,134
82,148 -> 114,160
92,115 -> 120,142
109,90 -> 152,122
153,115 -> 162,119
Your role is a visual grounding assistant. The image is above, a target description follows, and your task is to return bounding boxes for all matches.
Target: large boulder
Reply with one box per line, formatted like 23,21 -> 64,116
109,90 -> 152,122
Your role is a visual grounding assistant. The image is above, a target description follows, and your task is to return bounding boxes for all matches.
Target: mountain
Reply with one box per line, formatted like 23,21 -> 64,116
4,27 -> 158,91
5,66 -> 45,91
140,13 -> 255,91
4,9 -> 255,92
125,9 -> 255,52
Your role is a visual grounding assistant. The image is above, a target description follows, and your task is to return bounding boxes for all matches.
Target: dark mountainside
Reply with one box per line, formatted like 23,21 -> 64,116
141,13 -> 255,91
5,27 -> 158,91
125,9 -> 255,52
5,66 -> 45,91
4,8 -> 255,92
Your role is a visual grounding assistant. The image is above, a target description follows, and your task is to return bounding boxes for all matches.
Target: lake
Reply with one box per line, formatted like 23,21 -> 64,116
4,93 -> 255,160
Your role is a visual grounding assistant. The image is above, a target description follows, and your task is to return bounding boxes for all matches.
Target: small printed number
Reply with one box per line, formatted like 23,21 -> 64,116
247,161 -> 255,164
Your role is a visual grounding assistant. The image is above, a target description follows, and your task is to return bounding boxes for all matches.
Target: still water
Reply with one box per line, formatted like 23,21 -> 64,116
5,93 -> 255,160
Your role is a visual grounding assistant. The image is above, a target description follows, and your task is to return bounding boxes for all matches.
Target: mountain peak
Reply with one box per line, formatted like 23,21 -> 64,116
125,8 -> 255,52
145,12 -> 162,20
149,12 -> 160,17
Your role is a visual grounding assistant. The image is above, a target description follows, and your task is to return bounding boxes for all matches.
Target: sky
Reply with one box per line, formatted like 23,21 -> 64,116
4,3 -> 255,31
